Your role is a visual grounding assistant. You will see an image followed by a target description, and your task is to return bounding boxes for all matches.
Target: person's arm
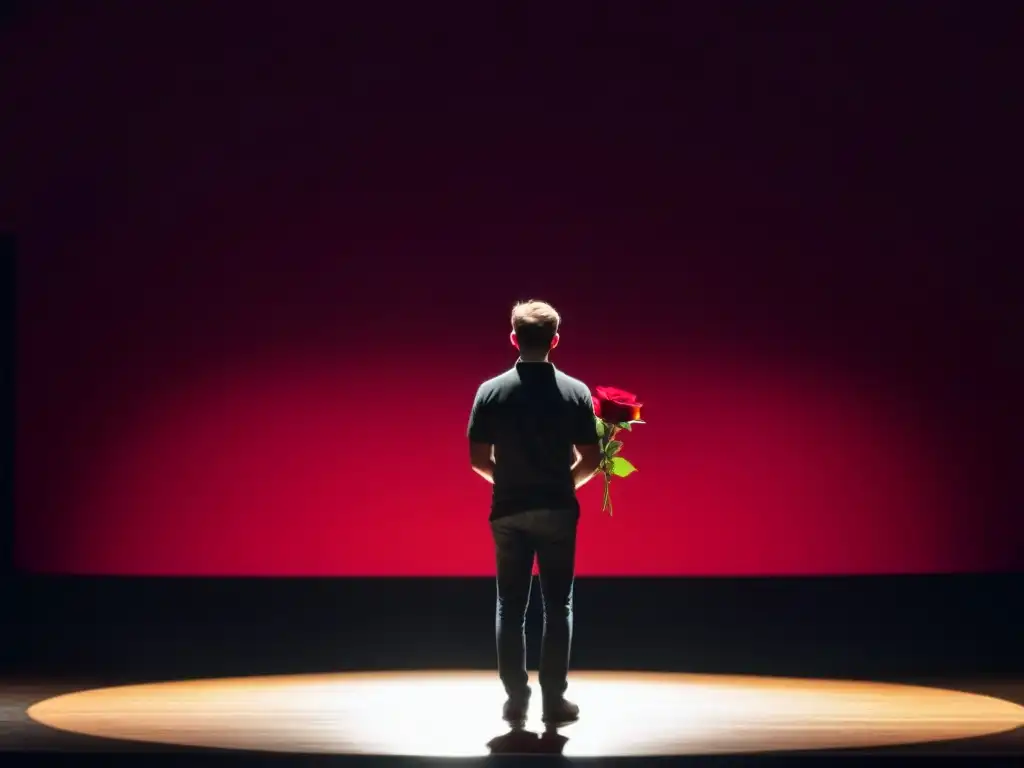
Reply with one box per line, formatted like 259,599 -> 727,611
470,441 -> 496,484
571,442 -> 603,489
570,389 -> 603,490
467,387 -> 496,483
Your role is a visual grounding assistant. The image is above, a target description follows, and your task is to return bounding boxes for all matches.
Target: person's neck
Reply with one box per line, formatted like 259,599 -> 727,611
518,355 -> 550,364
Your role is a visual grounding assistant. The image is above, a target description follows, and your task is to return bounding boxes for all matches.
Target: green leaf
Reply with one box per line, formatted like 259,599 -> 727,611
609,456 -> 638,478
595,418 -> 606,438
618,422 -> 632,431
605,440 -> 623,457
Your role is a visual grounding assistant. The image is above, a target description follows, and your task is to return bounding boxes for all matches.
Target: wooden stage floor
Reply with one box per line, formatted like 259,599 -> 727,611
3,671 -> 1023,760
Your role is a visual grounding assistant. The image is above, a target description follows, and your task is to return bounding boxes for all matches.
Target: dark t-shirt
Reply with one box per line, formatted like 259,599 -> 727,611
467,361 -> 600,520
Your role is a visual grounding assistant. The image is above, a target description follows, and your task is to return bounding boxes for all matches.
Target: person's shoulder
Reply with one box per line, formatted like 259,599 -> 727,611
554,369 -> 592,400
474,368 -> 517,400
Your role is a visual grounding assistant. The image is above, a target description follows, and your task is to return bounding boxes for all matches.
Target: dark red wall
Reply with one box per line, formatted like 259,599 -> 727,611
6,3 -> 1020,575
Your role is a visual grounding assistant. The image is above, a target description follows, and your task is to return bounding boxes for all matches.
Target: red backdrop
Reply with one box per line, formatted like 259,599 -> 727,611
12,244 -> 1009,575
6,2 -> 1019,575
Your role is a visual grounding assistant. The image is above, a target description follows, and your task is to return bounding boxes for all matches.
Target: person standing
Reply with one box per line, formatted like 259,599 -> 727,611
466,300 -> 603,727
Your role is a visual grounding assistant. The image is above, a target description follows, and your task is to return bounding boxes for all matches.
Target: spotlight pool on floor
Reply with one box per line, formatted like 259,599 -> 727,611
26,670 -> 1024,757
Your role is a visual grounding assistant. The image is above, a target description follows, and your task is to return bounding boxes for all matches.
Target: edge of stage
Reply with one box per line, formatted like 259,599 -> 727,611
4,573 -> 1021,682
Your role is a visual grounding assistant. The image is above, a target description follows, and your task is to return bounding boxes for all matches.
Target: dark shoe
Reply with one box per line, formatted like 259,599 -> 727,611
502,691 -> 531,726
487,729 -> 541,754
541,696 -> 579,726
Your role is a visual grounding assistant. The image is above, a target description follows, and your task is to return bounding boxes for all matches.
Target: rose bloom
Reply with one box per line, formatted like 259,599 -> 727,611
594,386 -> 643,424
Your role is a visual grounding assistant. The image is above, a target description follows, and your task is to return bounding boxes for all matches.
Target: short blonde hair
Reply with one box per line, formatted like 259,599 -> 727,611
511,300 -> 560,352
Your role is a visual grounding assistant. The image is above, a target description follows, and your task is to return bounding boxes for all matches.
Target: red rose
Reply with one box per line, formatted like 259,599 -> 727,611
593,386 -> 643,424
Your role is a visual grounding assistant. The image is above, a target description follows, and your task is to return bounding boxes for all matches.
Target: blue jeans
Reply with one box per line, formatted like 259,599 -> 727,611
490,508 -> 578,702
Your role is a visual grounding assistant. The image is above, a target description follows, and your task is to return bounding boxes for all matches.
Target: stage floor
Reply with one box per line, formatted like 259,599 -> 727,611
5,575 -> 1023,764
3,672 -> 1024,759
